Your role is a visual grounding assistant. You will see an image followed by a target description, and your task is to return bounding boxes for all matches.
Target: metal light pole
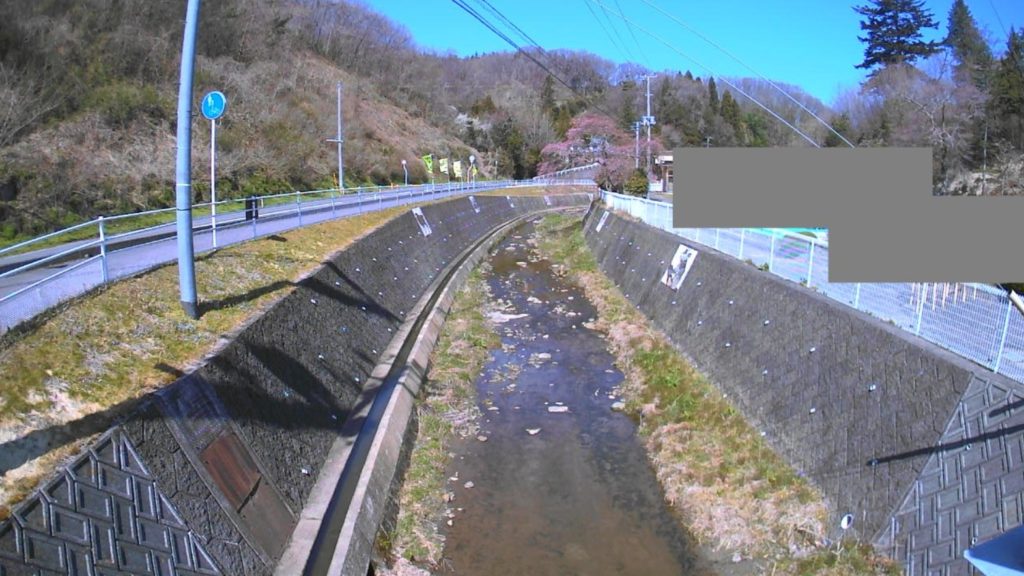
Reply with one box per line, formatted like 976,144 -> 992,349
633,121 -> 641,169
326,82 -> 345,194
402,159 -> 408,186
174,0 -> 202,319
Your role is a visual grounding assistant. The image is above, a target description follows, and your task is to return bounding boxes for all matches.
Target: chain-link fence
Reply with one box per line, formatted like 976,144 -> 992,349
600,190 -> 1024,383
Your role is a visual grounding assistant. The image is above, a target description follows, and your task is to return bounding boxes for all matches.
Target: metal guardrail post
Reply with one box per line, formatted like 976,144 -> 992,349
738,229 -> 746,261
252,206 -> 258,239
296,191 -> 303,226
768,233 -> 775,271
853,283 -> 861,308
98,216 -> 109,283
806,242 -> 815,287
994,298 -> 1013,372
330,188 -> 337,218
915,285 -> 926,335
714,229 -> 720,250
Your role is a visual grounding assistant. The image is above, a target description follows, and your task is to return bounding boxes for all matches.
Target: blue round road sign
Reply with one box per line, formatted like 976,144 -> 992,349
201,91 -> 227,120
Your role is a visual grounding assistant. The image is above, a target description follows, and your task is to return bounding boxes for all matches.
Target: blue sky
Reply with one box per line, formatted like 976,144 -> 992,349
361,0 -> 1023,106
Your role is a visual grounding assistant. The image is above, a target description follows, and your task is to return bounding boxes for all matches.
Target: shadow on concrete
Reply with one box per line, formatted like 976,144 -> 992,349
867,420 -> 1024,466
990,397 -> 1024,419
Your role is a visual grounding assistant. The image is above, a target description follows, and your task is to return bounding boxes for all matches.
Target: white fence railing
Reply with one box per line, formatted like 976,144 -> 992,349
0,179 -> 594,333
600,190 -> 1024,384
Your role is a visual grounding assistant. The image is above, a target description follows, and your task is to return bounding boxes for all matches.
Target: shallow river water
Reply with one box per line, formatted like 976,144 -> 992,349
435,219 -> 715,576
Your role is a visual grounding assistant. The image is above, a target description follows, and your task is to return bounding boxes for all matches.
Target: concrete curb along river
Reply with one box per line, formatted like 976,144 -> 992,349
0,192 -> 592,576
289,206 -> 589,576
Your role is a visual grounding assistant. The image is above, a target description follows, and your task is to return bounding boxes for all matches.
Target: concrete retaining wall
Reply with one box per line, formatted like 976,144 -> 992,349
0,192 -> 590,576
583,208 -> 1024,575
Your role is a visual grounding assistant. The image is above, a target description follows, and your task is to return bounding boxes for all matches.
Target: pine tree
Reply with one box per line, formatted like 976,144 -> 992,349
540,75 -> 556,115
945,0 -> 993,87
720,90 -> 743,138
707,77 -> 720,114
988,29 -> 1024,151
854,0 -> 941,73
824,113 -> 855,147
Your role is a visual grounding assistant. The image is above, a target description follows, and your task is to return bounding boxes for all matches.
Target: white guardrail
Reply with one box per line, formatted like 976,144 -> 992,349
0,179 -> 594,333
599,189 -> 1024,384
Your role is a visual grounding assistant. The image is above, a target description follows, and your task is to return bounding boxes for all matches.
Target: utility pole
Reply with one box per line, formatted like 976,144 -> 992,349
643,74 -> 657,173
326,82 -> 345,194
633,121 -> 641,169
705,136 -> 713,148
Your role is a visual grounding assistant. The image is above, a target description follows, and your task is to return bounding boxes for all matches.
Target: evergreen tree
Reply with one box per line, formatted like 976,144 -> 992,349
854,0 -> 941,73
720,90 -> 743,137
540,75 -> 556,115
945,0 -> 993,87
707,77 -> 720,114
824,113 -> 855,147
988,29 -> 1024,151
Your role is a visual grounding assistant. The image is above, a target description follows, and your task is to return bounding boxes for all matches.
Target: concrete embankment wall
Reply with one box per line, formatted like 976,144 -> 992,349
0,192 -> 590,576
583,208 -> 1024,575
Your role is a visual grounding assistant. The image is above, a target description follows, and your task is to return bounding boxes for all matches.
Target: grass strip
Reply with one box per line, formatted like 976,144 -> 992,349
533,213 -> 900,575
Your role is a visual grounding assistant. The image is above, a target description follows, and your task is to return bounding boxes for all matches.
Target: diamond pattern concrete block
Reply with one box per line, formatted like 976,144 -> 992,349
69,456 -> 96,487
134,479 -> 157,520
97,464 -> 132,501
191,537 -> 219,575
43,476 -> 73,510
115,541 -> 152,574
49,506 -> 89,547
13,499 -> 47,533
74,484 -> 112,522
0,523 -> 21,561
65,544 -> 91,576
135,518 -> 170,553
90,520 -> 116,568
23,530 -> 65,572
119,437 -> 149,477
169,529 -> 193,571
157,495 -> 184,529
93,436 -> 119,467
111,497 -> 136,543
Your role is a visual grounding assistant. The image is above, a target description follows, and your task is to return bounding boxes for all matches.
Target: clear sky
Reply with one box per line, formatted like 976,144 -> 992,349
360,0 -> 1024,106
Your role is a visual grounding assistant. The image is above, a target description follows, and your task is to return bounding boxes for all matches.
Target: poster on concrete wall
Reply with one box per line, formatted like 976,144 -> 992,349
595,211 -> 611,232
661,244 -> 698,291
468,195 -> 481,213
411,207 -> 432,237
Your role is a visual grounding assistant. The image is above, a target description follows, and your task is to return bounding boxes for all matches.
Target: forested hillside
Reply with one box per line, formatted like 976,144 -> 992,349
0,0 -> 1020,242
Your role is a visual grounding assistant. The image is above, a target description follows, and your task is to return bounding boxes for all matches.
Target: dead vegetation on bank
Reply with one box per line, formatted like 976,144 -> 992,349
533,213 -> 901,575
0,206 -> 412,519
375,267 -> 500,574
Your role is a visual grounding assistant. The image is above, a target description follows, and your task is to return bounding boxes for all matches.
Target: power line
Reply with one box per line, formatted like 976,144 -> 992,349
589,0 -> 638,63
588,0 -> 821,148
613,0 -> 650,66
580,0 -> 631,63
450,0 -> 617,117
635,0 -> 854,147
987,0 -> 1008,38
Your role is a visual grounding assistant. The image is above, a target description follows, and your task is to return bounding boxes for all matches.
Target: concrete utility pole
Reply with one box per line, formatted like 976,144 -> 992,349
633,121 -> 641,169
326,82 -> 345,193
642,74 -> 657,173
174,0 -> 202,319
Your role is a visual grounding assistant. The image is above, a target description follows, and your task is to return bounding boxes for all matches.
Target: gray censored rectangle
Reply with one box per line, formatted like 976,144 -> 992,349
672,147 -> 1024,282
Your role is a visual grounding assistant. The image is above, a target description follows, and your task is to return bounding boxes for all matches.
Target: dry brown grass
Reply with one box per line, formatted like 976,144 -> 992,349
534,213 -> 900,574
378,267 -> 500,570
0,205 -> 413,518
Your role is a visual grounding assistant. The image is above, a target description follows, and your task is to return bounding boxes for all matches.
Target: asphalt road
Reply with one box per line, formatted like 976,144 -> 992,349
0,182 -> 530,333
